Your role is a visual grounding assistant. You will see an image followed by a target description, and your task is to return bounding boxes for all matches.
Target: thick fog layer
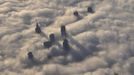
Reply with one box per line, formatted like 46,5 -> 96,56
0,0 -> 134,75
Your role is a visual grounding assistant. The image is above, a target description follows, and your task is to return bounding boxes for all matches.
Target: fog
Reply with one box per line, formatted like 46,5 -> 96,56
0,0 -> 134,75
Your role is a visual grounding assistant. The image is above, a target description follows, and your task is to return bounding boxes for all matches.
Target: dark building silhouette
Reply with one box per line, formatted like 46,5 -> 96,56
49,34 -> 56,43
87,6 -> 94,13
61,26 -> 67,37
28,52 -> 34,60
43,41 -> 52,48
35,23 -> 41,33
73,11 -> 79,17
63,39 -> 70,51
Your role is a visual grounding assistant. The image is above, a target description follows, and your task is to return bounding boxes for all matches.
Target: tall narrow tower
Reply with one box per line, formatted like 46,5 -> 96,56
61,25 -> 67,37
35,22 -> 41,33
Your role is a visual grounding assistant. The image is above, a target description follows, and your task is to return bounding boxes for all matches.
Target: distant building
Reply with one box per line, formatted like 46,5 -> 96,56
63,39 -> 70,51
43,41 -> 52,48
73,11 -> 79,17
61,26 -> 67,37
49,33 -> 56,43
73,11 -> 82,19
28,52 -> 34,60
35,23 -> 41,33
87,6 -> 94,13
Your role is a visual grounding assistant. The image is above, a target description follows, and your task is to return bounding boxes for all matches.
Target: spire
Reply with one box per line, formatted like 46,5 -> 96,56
35,22 -> 41,33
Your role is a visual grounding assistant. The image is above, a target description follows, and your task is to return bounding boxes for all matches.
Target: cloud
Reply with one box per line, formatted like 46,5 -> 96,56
0,0 -> 134,75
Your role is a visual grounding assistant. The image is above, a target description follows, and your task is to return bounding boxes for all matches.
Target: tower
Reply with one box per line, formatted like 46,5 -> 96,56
49,33 -> 56,43
28,52 -> 34,60
61,26 -> 67,37
87,6 -> 94,13
35,23 -> 41,33
73,11 -> 79,17
63,39 -> 70,51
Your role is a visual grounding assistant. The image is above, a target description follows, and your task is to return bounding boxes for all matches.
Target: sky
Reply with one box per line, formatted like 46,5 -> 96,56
0,0 -> 134,75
